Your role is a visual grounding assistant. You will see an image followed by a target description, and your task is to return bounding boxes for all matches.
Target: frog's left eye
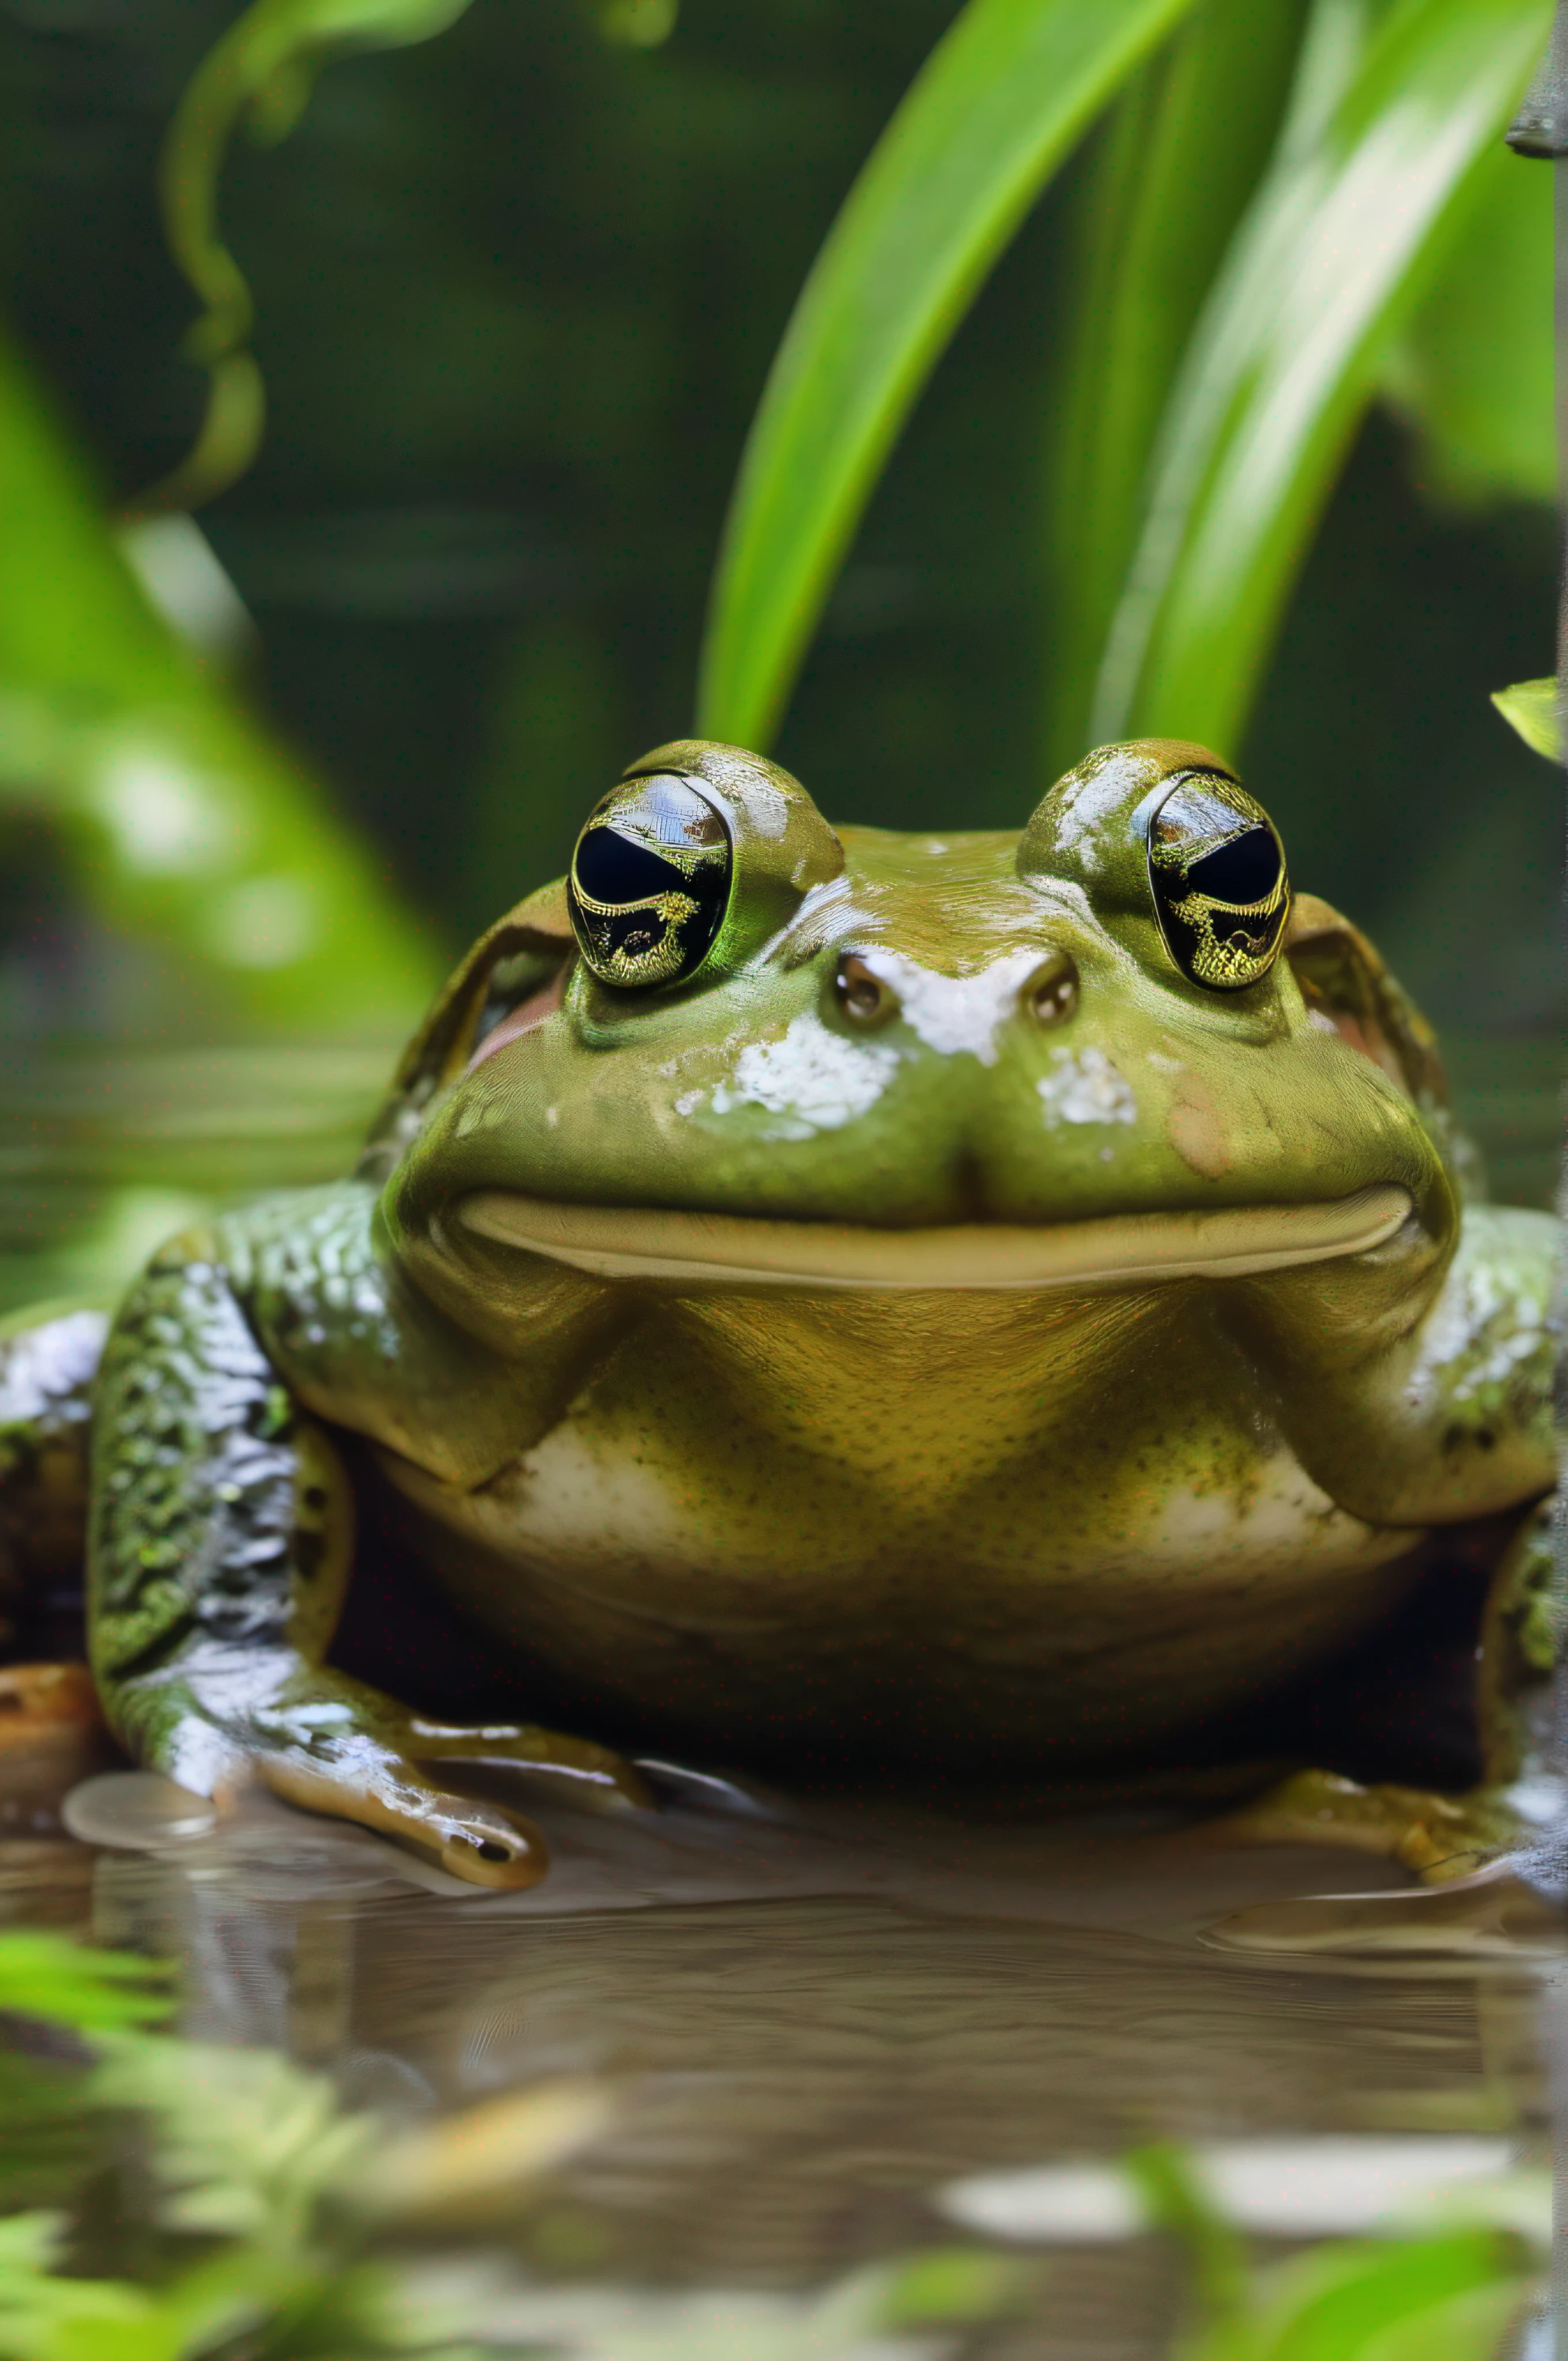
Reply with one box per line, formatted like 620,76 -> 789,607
1145,774 -> 1290,992
568,774 -> 733,990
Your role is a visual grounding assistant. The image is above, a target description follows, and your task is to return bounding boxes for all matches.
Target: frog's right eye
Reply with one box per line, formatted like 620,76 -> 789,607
568,775 -> 733,991
1144,773 -> 1289,992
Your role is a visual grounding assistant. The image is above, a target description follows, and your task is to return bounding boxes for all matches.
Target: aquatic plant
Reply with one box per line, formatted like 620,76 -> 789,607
0,336 -> 441,1039
3,0 -> 1548,1035
0,1932 -> 549,2359
0,1932 -> 1020,2359
135,0 -> 1554,767
697,0 -> 1550,762
1129,2139 -> 1546,2361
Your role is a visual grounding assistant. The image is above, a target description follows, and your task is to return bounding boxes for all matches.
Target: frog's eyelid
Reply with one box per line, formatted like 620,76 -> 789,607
581,811 -> 728,876
1149,820 -> 1252,868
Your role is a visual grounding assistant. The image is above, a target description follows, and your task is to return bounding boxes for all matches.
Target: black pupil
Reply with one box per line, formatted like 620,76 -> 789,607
1181,828 -> 1279,904
573,828 -> 689,904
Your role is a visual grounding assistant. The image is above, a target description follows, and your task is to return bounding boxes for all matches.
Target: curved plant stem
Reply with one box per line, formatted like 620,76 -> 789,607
130,0 -> 475,519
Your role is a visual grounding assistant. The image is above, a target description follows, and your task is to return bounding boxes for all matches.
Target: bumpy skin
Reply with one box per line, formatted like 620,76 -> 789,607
86,1232 -> 642,1885
37,740 -> 1568,1883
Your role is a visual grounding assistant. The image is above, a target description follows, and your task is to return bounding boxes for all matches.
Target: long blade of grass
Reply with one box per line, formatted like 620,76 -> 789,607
697,0 -> 1201,752
1092,0 -> 1550,759
1041,0 -> 1310,776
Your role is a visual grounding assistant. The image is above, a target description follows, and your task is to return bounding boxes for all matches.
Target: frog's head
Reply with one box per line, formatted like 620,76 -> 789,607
378,738 -> 1454,1297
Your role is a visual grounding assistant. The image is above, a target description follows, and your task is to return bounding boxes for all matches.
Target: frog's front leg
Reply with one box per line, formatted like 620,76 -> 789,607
89,1248 -> 645,1888
1216,1494 -> 1559,1879
1210,1202 -> 1559,1876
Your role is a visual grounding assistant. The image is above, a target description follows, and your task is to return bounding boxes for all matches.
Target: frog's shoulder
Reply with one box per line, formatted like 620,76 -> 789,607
356,880 -> 574,1185
1283,892 -> 1481,1198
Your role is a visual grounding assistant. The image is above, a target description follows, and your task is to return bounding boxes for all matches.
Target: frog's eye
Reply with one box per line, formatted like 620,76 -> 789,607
567,774 -> 733,990
1144,774 -> 1290,992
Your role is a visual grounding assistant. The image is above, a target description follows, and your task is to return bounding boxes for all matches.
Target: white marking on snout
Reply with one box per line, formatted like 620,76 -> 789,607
707,1009 -> 901,1136
856,947 -> 1046,1065
1038,1045 -> 1137,1126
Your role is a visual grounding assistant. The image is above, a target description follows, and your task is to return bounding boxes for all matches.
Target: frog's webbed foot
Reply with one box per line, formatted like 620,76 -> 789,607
126,1652 -> 654,1889
118,1652 -> 545,1888
1209,1767 -> 1520,1881
87,1248 -> 660,1891
257,1730 -> 550,1888
397,1715 -> 656,1815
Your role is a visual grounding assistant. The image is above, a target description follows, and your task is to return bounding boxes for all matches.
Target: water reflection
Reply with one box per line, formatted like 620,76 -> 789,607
14,1778 -> 1544,2356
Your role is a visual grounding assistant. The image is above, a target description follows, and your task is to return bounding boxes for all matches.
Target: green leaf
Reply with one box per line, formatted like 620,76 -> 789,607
697,0 -> 1203,751
0,2213 -> 68,2281
875,2244 -> 1032,2328
1492,677 -> 1559,759
140,0 -> 478,513
1042,0 -> 1310,773
88,2039 -> 378,2252
1127,2143 -> 1250,2328
0,2213 -> 176,2361
597,0 -> 679,49
0,2057 -> 103,2216
0,1935 -> 172,2037
1380,136 -> 1554,507
1093,0 -> 1551,759
0,331 -> 440,1035
1353,2278 -> 1538,2361
1179,2229 -> 1531,2361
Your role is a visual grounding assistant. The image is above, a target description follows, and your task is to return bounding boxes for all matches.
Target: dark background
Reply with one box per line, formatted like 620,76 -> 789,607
1,0 -> 1557,1035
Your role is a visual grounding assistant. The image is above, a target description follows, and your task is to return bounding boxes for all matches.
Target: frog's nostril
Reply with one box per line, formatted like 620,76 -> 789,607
835,953 -> 899,1028
1023,950 -> 1079,1027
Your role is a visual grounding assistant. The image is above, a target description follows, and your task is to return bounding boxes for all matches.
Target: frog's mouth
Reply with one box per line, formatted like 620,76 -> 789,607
455,1182 -> 1411,1291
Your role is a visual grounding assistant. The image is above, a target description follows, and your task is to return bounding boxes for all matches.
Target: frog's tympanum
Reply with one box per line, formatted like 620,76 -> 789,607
0,740 -> 1555,1886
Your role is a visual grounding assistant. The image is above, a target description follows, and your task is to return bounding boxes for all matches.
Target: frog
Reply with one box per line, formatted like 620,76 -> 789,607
0,736 -> 1554,1889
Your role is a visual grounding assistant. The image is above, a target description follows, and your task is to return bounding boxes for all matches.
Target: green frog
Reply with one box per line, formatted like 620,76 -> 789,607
0,737 -> 1555,1887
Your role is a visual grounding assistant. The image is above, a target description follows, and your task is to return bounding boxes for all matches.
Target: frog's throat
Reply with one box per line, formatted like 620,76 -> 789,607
455,1182 -> 1411,1292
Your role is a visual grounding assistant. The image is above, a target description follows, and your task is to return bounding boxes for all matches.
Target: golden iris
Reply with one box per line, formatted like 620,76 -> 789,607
1146,775 -> 1289,992
568,775 -> 732,989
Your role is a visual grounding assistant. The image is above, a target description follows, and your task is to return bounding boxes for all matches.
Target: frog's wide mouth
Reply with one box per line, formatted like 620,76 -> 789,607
455,1182 -> 1411,1291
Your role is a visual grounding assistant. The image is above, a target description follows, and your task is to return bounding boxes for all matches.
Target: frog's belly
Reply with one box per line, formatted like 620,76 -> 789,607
375,1420 -> 1423,1766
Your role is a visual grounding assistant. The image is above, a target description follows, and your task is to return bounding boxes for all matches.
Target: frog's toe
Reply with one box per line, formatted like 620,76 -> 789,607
401,1718 -> 656,1815
256,1744 -> 550,1889
427,1802 -> 549,1889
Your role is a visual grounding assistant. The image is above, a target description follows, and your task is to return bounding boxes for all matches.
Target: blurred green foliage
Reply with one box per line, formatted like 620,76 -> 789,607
0,1932 -> 1027,2361
1383,136 -> 1556,507
0,1936 -> 1546,2361
0,328 -> 439,1036
0,0 -> 1557,1051
1492,675 -> 1558,759
1128,2142 -> 1543,2361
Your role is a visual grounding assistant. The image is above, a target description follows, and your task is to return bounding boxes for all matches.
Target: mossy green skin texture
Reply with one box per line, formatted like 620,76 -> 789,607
12,740 -> 1562,1887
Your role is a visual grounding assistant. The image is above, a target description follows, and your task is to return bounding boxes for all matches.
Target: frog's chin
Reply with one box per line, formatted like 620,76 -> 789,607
454,1182 -> 1411,1292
